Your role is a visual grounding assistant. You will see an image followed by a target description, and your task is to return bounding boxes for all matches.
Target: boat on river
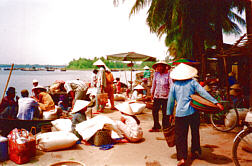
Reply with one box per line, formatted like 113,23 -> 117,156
0,118 -> 53,136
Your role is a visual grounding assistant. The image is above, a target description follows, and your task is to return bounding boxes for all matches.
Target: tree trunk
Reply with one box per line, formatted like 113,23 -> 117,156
246,0 -> 252,108
215,2 -> 225,87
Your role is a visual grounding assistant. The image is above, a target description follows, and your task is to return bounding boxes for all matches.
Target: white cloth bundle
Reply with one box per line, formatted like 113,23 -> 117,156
129,103 -> 146,115
36,131 -> 78,152
51,119 -> 72,132
75,115 -> 121,141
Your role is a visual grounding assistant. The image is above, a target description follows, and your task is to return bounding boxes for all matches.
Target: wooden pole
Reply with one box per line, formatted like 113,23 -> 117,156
131,61 -> 133,91
2,63 -> 14,101
223,57 -> 229,100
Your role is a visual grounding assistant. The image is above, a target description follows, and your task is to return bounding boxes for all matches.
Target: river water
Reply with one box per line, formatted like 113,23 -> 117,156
0,69 -> 139,97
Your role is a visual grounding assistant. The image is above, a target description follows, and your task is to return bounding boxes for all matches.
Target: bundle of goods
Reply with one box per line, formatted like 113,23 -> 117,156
51,119 -> 72,132
7,127 -> 36,164
129,103 -> 146,115
36,131 -> 78,152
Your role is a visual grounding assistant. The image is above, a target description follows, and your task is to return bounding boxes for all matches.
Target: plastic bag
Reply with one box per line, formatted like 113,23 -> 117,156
8,127 -> 36,164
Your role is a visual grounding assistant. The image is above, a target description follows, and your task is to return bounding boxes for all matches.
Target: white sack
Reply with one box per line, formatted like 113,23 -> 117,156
225,108 -> 249,128
51,119 -> 72,132
36,131 -> 78,151
129,103 -> 146,115
43,108 -> 58,120
75,115 -> 121,141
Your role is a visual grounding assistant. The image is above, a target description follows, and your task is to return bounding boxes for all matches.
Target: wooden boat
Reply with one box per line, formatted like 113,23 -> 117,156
46,68 -> 55,71
0,118 -> 53,136
60,68 -> 67,71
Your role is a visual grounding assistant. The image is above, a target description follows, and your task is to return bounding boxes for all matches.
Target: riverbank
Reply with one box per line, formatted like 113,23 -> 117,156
1,107 -> 239,166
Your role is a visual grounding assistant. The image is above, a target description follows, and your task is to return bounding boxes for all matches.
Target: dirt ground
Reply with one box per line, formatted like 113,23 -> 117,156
1,107 -> 240,166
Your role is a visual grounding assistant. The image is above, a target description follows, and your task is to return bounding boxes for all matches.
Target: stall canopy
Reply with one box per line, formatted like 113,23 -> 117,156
107,52 -> 156,62
107,52 -> 156,90
168,58 -> 200,66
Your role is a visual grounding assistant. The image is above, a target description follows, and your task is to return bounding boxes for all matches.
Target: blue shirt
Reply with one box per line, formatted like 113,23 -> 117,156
167,79 -> 218,117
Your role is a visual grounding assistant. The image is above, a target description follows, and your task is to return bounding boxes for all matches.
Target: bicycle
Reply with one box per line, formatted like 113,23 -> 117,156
232,110 -> 252,166
209,90 -> 248,132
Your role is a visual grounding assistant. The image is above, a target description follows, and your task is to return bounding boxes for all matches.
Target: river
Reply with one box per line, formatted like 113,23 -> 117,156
0,69 -> 139,98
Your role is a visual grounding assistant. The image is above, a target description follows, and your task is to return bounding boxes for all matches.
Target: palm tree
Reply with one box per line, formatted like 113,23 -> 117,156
114,0 -> 245,59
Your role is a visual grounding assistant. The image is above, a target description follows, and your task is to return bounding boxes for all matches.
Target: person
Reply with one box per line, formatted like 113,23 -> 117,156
141,78 -> 151,96
71,100 -> 90,131
143,66 -> 151,86
115,77 -> 121,94
32,79 -> 38,87
91,69 -> 98,87
166,63 -> 224,166
105,68 -> 115,110
131,85 -> 145,100
114,102 -> 143,142
143,66 -> 151,79
64,79 -> 89,107
93,59 -> 115,112
32,85 -> 55,114
0,87 -> 18,119
149,61 -> 172,132
229,84 -> 244,107
228,72 -> 237,87
17,89 -> 40,120
96,66 -> 106,112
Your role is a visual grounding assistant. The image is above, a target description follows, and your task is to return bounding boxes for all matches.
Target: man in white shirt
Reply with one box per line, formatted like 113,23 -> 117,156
17,89 -> 40,120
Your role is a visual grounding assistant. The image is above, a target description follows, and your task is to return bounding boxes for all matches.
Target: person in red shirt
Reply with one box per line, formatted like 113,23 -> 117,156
0,87 -> 18,119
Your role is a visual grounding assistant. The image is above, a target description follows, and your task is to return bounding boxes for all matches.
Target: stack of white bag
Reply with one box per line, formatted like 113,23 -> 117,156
225,108 -> 249,127
36,131 -> 78,152
51,119 -> 72,132
75,115 -> 122,141
129,102 -> 146,115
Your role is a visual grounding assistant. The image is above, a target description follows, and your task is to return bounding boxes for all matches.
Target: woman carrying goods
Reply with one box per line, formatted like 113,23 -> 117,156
167,63 -> 224,166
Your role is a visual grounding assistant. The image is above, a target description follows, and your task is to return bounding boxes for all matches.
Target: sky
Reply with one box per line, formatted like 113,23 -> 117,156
0,0 -> 247,65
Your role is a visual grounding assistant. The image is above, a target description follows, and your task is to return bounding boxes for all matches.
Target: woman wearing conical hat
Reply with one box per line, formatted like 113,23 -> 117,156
167,63 -> 224,166
115,102 -> 143,143
149,60 -> 172,132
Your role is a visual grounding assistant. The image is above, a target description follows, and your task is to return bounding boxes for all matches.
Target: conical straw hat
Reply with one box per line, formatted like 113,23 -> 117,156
170,63 -> 198,80
152,60 -> 170,69
115,102 -> 134,115
134,85 -> 145,90
93,59 -> 110,71
229,89 -> 239,96
71,100 -> 91,113
230,84 -> 241,90
144,66 -> 150,70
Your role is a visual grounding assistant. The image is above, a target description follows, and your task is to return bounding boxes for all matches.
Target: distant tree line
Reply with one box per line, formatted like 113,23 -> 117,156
67,57 -> 156,70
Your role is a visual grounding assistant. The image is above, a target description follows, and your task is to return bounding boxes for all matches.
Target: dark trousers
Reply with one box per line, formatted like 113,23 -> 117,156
152,98 -> 170,129
175,111 -> 201,160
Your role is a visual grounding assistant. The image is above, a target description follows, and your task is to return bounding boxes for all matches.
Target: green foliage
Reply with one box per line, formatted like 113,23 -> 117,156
67,56 -> 157,70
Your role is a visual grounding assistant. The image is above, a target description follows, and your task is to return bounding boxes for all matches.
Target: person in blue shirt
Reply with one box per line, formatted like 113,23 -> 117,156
167,63 -> 224,166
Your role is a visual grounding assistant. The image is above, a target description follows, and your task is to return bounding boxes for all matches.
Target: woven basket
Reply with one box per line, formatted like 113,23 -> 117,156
92,129 -> 112,146
49,160 -> 85,166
